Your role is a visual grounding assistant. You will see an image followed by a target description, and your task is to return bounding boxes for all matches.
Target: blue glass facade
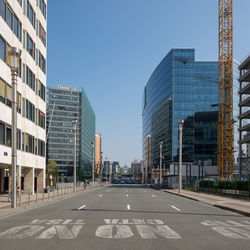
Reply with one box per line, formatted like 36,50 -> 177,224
142,49 -> 219,172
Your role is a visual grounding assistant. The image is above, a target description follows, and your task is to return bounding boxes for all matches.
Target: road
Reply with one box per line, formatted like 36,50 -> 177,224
0,185 -> 249,250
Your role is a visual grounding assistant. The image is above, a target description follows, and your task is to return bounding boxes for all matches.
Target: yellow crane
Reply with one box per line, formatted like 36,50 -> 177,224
217,0 -> 234,179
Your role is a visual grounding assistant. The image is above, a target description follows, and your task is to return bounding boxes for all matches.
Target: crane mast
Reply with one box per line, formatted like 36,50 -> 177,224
217,0 -> 234,179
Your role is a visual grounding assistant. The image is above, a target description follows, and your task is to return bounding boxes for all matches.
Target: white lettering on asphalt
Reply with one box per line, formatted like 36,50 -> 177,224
96,225 -> 134,239
96,219 -> 180,239
152,195 -> 156,197
171,205 -> 181,211
0,225 -> 44,239
0,219 -> 84,240
37,225 -> 83,239
201,220 -> 250,239
126,194 -> 128,197
136,225 -> 181,239
99,194 -> 103,197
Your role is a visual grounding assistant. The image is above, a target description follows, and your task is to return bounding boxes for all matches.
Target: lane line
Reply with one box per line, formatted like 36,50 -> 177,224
171,205 -> 181,211
126,194 -> 128,197
78,205 -> 86,210
99,194 -> 103,197
152,195 -> 156,197
144,190 -> 147,192
127,204 -> 131,210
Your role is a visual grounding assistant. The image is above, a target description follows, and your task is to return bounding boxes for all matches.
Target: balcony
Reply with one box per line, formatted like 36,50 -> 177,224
239,70 -> 250,82
239,109 -> 250,119
239,82 -> 250,95
239,96 -> 250,107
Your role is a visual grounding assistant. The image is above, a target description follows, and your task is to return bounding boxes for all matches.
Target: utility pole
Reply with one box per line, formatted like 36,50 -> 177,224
160,142 -> 163,188
178,120 -> 184,194
100,151 -> 103,186
91,142 -> 95,189
72,120 -> 77,192
109,162 -> 112,184
8,47 -> 21,208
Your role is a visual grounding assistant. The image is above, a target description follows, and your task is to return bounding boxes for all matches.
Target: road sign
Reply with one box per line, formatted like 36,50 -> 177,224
49,174 -> 53,180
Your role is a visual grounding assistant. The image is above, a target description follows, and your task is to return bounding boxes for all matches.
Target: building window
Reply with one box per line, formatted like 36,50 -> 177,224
39,111 -> 45,128
17,92 -> 21,113
0,0 -> 6,20
40,0 -> 46,19
0,122 -> 4,145
21,132 -> 24,150
14,14 -> 18,37
0,36 -> 6,61
26,33 -> 35,59
26,66 -> 35,90
27,0 -> 35,27
6,84 -> 12,107
17,0 -> 22,7
39,22 -> 46,46
17,129 -> 21,150
22,97 -> 25,116
0,78 -> 5,103
6,127 -> 11,146
39,51 -> 46,73
7,7 -> 13,30
38,80 -> 45,101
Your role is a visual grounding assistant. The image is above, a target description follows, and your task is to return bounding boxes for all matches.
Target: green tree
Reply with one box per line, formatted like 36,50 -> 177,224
46,160 -> 59,181
119,168 -> 124,175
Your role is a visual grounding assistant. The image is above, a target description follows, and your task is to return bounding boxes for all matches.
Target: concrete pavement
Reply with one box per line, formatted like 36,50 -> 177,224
0,184 -> 249,250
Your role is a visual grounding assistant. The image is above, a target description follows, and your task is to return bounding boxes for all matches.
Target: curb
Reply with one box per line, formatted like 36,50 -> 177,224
163,190 -> 250,217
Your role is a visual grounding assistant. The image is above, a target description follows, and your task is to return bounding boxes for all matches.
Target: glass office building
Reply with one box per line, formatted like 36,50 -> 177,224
142,49 -> 240,180
47,86 -> 95,181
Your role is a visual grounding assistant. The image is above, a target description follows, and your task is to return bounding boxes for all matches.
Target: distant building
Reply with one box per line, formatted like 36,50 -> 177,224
131,160 -> 142,178
103,161 -> 110,177
47,85 -> 95,181
95,134 -> 101,174
111,161 -> 120,175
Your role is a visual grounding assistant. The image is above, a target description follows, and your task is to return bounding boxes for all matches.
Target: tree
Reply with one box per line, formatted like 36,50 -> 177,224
46,160 -> 59,181
119,168 -> 124,175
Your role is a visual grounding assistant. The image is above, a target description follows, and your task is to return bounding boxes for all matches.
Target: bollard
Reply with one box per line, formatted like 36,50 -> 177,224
28,190 -> 30,206
19,190 -> 22,207
36,191 -> 38,203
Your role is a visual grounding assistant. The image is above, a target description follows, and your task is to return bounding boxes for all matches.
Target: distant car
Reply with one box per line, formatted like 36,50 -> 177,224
120,179 -> 126,184
126,179 -> 132,184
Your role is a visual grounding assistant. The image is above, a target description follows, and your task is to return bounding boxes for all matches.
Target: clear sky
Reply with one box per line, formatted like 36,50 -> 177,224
47,0 -> 250,167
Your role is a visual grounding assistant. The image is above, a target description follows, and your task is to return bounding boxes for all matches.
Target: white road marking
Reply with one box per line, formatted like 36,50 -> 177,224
99,194 -> 103,197
107,190 -> 110,192
78,205 -> 86,210
152,195 -> 156,197
201,220 -> 250,239
127,204 -> 131,210
136,225 -> 181,239
171,205 -> 181,211
144,190 -> 147,192
96,225 -> 134,239
126,194 -> 128,197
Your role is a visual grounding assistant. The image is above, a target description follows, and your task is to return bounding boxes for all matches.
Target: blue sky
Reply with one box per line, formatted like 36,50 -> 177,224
47,0 -> 250,166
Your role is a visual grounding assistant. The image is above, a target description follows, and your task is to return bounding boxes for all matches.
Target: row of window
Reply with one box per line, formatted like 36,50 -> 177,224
0,120 -> 45,157
22,98 -> 45,129
0,0 -> 22,41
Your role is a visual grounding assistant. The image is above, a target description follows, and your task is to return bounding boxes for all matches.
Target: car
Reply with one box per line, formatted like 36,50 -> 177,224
120,179 -> 126,184
126,179 -> 132,184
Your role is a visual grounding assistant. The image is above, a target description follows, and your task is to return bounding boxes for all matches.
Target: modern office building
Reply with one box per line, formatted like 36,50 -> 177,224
142,48 -> 240,183
0,0 -> 47,194
239,55 -> 250,178
95,134 -> 101,174
47,85 -> 95,181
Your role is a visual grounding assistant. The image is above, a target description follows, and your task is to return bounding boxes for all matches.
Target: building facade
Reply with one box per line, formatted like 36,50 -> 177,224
95,134 -> 101,174
239,56 -> 250,178
0,0 -> 47,194
47,85 -> 95,181
131,160 -> 142,179
142,48 -> 240,182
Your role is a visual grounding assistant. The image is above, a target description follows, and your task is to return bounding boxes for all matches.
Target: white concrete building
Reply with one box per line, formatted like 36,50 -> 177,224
0,0 -> 47,194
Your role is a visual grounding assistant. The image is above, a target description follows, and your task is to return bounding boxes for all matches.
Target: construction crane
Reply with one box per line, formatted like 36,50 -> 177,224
217,0 -> 234,179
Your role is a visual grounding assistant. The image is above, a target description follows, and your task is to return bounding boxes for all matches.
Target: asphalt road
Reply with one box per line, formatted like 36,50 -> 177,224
0,185 -> 249,250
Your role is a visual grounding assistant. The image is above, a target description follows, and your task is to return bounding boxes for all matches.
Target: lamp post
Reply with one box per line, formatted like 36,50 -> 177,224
160,142 -> 163,188
72,120 -> 77,192
91,142 -> 95,189
100,151 -> 103,186
109,161 -> 112,184
178,120 -> 184,194
105,157 -> 108,185
8,47 -> 21,208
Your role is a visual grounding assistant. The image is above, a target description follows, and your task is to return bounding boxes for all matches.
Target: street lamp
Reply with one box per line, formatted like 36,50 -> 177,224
100,151 -> 103,186
178,120 -> 184,194
8,47 -> 21,208
159,142 -> 163,188
105,157 -> 108,185
72,120 -> 77,192
91,141 -> 95,189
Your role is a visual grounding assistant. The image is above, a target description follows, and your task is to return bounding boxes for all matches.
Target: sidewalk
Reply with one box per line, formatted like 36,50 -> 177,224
0,182 -> 107,213
164,189 -> 250,216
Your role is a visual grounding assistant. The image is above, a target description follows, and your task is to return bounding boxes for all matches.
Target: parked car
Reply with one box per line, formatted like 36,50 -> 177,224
120,179 -> 126,184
